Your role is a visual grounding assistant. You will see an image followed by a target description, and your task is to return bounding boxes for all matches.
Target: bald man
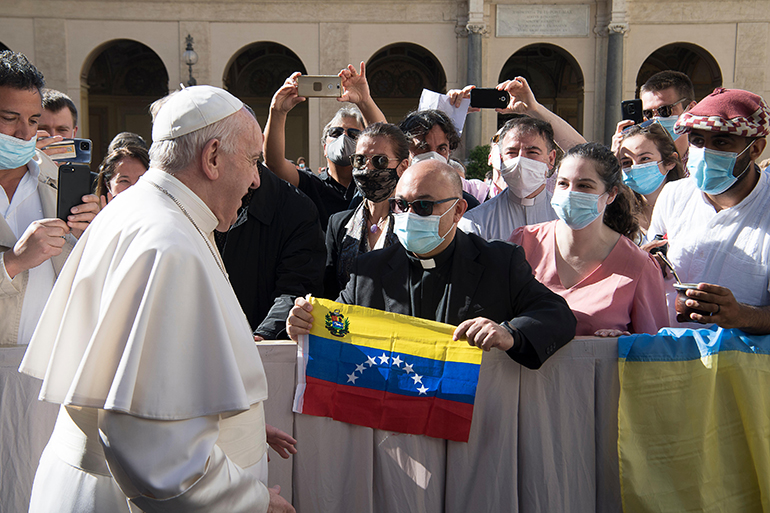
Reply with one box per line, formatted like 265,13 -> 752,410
289,159 -> 575,369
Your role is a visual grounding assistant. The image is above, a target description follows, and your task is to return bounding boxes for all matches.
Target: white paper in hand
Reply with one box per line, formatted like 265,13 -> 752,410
418,89 -> 471,136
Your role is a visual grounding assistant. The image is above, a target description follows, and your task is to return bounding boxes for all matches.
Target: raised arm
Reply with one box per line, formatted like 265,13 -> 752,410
264,72 -> 306,187
497,76 -> 586,152
338,62 -> 387,125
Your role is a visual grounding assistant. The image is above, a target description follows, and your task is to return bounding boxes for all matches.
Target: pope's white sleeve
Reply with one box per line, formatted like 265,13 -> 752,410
99,410 -> 269,513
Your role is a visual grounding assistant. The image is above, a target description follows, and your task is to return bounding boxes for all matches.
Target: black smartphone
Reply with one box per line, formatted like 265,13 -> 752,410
470,88 -> 510,109
621,99 -> 644,125
43,138 -> 93,164
57,164 -> 92,221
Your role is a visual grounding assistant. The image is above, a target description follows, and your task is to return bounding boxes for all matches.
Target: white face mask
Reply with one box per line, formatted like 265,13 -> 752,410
500,155 -> 549,198
410,151 -> 448,166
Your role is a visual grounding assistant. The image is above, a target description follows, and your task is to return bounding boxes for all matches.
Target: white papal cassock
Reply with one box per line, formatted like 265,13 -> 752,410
19,168 -> 271,512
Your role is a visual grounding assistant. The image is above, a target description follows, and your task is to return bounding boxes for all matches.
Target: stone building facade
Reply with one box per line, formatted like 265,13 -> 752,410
2,0 -> 768,168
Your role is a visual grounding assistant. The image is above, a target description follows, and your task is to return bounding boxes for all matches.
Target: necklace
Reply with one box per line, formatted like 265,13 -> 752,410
146,180 -> 229,280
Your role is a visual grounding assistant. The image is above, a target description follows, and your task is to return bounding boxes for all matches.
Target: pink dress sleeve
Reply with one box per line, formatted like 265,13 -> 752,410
629,251 -> 670,334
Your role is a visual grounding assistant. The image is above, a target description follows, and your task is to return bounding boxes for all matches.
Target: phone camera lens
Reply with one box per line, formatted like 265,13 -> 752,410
80,141 -> 90,151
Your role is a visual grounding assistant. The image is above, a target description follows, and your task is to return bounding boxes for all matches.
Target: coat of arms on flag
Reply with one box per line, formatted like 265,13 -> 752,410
292,297 -> 483,442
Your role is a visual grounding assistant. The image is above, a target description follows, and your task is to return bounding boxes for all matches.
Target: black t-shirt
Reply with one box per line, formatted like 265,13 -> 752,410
296,168 -> 357,231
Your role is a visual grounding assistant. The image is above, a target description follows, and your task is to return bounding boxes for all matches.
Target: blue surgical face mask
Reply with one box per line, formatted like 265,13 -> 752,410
550,189 -> 606,230
655,116 -> 681,142
622,161 -> 667,195
687,141 -> 754,195
393,199 -> 458,255
0,131 -> 37,171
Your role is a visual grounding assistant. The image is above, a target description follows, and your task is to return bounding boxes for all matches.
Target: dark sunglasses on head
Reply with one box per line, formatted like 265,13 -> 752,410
350,153 -> 394,170
621,118 -> 660,134
328,127 -> 362,139
388,197 -> 459,217
642,98 -> 688,120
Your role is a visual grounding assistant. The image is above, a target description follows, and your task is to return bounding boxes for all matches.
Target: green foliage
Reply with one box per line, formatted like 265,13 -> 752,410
465,144 -> 492,181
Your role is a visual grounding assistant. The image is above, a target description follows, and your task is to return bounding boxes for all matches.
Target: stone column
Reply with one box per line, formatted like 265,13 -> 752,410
465,23 -> 485,155
603,24 -> 627,144
462,0 -> 488,155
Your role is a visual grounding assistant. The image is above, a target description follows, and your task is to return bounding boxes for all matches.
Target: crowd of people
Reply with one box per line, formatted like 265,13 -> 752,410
2,43 -> 770,511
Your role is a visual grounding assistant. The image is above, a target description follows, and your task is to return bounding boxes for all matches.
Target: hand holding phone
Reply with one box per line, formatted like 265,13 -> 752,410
621,99 -> 644,125
297,76 -> 342,98
470,88 -> 511,109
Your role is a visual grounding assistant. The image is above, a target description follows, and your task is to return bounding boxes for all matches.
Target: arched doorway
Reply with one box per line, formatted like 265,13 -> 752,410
636,43 -> 722,102
498,44 -> 584,133
224,42 -> 307,165
85,39 -> 169,167
366,43 -> 447,125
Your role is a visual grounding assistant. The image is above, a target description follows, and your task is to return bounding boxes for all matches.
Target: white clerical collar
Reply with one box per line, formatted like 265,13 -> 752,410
142,168 -> 219,235
507,188 -> 538,207
419,258 -> 436,269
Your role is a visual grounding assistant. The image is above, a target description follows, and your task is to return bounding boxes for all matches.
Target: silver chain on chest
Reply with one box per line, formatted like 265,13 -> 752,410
146,180 -> 228,280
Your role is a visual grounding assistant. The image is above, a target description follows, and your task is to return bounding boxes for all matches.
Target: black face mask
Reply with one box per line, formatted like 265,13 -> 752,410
353,166 -> 399,203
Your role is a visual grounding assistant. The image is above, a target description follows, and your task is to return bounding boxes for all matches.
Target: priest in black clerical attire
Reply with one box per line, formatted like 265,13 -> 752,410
288,159 -> 576,370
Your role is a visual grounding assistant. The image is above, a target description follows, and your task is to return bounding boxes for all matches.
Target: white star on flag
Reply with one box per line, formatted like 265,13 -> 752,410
355,363 -> 366,373
417,385 -> 429,395
392,355 -> 403,367
347,372 -> 359,384
378,353 -> 390,365
366,355 -> 377,367
411,373 -> 423,385
403,362 -> 414,374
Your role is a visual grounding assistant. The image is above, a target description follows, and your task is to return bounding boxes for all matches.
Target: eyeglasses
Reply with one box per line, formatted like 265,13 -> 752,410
328,127 -> 362,140
643,98 -> 689,120
388,197 -> 459,217
350,154 -> 394,169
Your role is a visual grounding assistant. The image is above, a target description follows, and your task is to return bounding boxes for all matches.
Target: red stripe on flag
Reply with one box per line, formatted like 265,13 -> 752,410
301,376 -> 475,442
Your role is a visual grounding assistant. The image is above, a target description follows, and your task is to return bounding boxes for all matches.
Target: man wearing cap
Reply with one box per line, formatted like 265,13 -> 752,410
648,87 -> 770,333
20,86 -> 295,512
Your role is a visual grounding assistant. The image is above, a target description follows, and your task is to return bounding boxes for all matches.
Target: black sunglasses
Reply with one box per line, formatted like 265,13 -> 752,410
642,98 -> 688,120
328,127 -> 362,139
388,197 -> 459,217
350,154 -> 394,169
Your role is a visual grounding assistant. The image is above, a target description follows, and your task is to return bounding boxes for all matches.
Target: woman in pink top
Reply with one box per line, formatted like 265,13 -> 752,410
509,142 -> 668,336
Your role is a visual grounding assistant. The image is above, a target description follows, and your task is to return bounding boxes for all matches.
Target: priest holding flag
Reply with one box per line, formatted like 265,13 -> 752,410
287,159 -> 575,510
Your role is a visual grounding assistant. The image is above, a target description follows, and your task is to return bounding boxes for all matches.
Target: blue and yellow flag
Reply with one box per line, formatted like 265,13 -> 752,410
292,297 -> 483,442
618,326 -> 770,512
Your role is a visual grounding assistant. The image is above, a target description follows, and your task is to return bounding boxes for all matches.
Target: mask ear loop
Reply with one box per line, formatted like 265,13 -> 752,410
437,198 -> 461,239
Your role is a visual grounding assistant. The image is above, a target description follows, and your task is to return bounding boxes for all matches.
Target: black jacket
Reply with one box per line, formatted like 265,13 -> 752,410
338,230 -> 576,369
221,169 -> 326,339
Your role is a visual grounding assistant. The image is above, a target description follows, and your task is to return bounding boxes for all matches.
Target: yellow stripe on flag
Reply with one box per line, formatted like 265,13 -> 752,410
619,350 -> 770,512
308,297 -> 482,365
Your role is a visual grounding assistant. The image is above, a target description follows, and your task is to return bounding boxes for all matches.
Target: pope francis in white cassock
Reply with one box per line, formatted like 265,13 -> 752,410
19,86 -> 295,512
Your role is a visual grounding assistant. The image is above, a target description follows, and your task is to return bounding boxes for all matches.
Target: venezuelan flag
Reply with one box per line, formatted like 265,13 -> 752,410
618,326 -> 770,512
292,297 -> 483,442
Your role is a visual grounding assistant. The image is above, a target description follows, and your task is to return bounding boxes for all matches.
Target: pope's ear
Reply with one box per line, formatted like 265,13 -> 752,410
201,138 -> 221,180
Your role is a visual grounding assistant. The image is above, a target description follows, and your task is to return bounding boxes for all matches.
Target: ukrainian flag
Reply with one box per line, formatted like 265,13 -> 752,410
618,326 -> 770,512
293,297 -> 483,442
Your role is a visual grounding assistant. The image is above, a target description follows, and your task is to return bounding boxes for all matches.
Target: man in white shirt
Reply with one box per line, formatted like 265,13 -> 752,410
649,87 -> 770,332
20,85 -> 295,512
0,51 -> 99,346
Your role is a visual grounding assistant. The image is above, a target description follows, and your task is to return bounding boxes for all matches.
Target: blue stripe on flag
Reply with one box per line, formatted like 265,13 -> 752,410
619,326 -> 770,362
306,334 -> 480,404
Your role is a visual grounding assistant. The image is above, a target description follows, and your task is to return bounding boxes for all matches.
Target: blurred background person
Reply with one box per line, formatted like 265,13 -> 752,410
94,145 -> 149,202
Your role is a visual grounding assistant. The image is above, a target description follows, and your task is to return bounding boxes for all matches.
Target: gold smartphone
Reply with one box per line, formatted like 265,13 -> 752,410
297,76 -> 342,98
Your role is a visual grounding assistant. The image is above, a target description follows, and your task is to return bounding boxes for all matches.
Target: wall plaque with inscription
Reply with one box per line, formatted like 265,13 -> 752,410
496,4 -> 590,37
